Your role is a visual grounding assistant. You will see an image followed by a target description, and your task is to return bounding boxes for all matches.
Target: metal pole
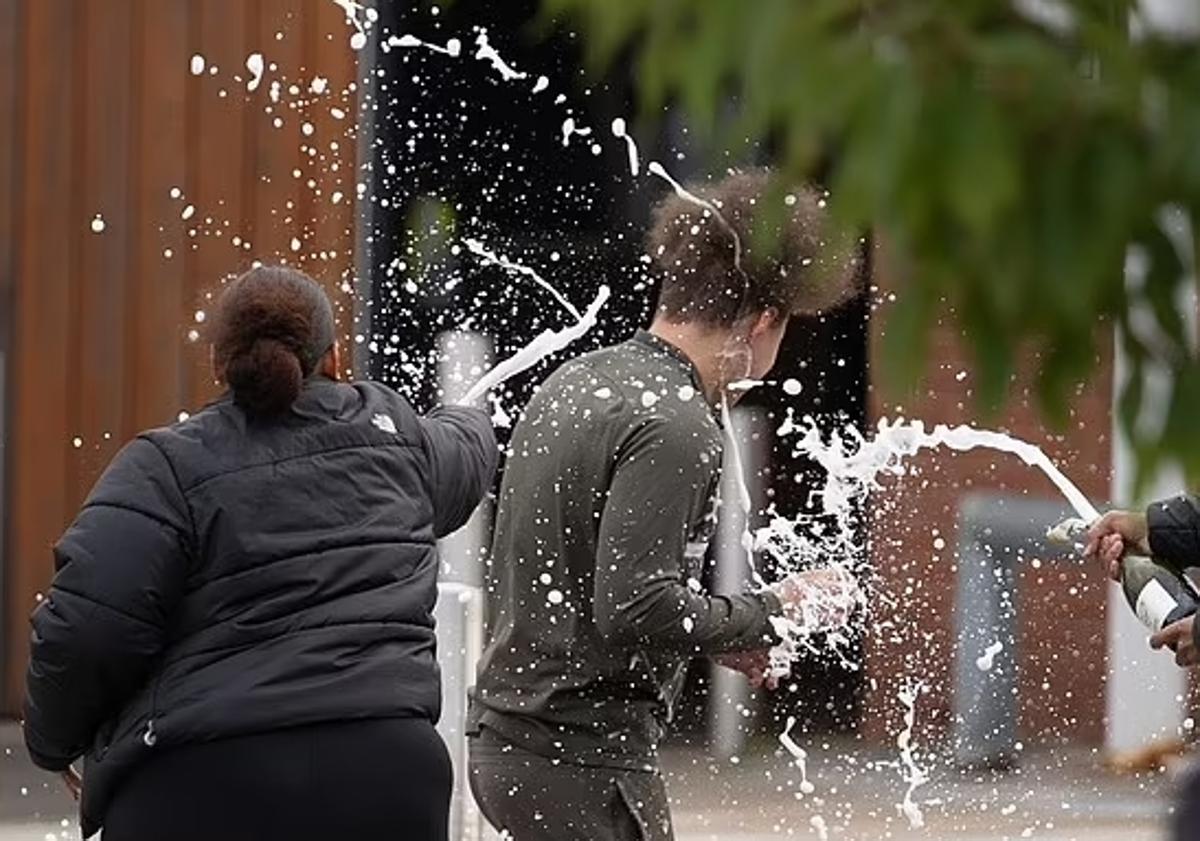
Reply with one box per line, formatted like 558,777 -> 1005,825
435,330 -> 493,841
709,406 -> 765,759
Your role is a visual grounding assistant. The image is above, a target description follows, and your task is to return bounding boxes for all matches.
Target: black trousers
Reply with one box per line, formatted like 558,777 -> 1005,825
103,717 -> 451,841
468,727 -> 673,841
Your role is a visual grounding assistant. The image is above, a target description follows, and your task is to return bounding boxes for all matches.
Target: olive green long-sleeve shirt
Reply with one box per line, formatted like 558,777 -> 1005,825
470,330 -> 780,770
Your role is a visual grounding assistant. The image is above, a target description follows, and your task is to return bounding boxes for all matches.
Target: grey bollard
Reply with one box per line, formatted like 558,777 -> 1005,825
709,407 -> 766,759
952,493 -> 1079,769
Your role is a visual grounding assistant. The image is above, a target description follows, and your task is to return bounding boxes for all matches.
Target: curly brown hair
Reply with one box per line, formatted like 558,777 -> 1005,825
212,266 -> 336,416
646,168 -> 860,327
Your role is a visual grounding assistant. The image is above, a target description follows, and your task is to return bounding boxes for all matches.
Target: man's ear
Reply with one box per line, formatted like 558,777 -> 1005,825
748,307 -> 783,339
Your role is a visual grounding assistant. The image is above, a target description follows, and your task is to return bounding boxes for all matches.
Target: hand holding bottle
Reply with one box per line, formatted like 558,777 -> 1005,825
1083,509 -> 1150,578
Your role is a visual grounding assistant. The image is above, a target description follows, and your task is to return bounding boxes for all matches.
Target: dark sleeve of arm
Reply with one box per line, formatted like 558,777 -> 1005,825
23,438 -> 191,771
1146,494 -> 1200,574
593,418 -> 780,655
418,406 -> 499,538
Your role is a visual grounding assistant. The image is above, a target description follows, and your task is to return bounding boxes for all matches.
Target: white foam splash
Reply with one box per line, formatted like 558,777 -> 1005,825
329,0 -> 372,50
896,682 -> 928,829
779,715 -> 816,796
788,416 -> 1099,527
474,29 -> 526,81
532,75 -> 550,94
463,237 -> 581,319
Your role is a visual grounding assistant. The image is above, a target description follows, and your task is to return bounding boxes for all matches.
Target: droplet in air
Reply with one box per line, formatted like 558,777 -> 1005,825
245,52 -> 264,92
782,378 -> 802,396
190,54 -> 206,76
90,214 -> 106,233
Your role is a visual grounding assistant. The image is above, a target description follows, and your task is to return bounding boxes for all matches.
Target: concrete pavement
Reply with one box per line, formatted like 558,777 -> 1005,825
0,722 -> 1174,840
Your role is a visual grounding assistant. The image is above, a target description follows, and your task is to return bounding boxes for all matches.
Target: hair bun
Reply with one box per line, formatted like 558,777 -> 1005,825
224,337 -> 303,416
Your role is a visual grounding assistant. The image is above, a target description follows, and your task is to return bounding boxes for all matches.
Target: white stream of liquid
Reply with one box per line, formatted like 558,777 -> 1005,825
779,716 -> 816,796
458,286 -> 609,406
462,237 -> 581,319
897,682 -> 928,829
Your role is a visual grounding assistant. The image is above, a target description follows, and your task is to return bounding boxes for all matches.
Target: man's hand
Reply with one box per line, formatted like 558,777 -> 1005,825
1150,616 -> 1199,666
60,765 -> 82,801
771,568 -> 860,631
712,649 -> 777,690
1083,510 -> 1150,580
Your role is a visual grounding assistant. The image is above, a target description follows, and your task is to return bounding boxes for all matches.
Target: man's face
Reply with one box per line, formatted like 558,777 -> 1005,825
747,311 -> 790,380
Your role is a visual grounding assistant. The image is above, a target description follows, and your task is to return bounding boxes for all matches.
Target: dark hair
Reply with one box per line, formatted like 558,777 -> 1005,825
646,168 -> 859,327
212,265 -> 336,416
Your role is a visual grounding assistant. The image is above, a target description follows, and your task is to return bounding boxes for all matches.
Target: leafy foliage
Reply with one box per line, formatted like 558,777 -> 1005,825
540,0 -> 1200,487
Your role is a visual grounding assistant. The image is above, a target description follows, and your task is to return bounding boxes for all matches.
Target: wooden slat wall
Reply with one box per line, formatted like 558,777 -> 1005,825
3,0 -> 362,713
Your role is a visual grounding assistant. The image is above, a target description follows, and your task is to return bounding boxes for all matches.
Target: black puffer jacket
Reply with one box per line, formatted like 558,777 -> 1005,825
23,378 -> 497,837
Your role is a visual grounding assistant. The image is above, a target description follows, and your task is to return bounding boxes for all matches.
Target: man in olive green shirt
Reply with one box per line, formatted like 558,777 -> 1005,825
469,169 -> 861,841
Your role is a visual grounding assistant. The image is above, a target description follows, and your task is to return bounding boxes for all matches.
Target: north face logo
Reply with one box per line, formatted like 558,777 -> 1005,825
371,413 -> 397,434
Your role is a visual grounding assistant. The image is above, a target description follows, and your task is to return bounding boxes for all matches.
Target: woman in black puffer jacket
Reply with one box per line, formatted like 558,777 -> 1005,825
23,266 -> 497,841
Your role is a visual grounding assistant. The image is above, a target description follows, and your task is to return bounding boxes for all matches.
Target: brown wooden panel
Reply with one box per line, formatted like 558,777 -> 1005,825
185,0 -> 254,409
75,0 -> 135,492
0,0 -> 22,712
307,0 -> 360,367
128,0 -> 188,428
0,0 -> 18,301
6,0 -> 77,713
250,0 -> 305,264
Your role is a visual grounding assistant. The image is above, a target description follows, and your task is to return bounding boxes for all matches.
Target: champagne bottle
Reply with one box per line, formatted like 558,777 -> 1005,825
1049,517 -> 1199,632
1120,554 -> 1199,632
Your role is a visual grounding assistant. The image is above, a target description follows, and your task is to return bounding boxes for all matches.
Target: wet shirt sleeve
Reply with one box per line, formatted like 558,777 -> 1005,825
593,414 -> 779,655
